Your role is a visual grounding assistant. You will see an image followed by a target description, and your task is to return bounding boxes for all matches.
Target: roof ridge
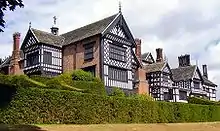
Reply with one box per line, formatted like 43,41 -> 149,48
61,13 -> 118,36
31,28 -> 65,39
31,28 -> 53,35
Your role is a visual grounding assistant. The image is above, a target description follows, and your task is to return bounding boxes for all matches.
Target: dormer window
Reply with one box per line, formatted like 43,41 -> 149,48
84,42 -> 94,61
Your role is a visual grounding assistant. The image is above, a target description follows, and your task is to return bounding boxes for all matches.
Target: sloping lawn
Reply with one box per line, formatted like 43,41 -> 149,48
39,123 -> 220,131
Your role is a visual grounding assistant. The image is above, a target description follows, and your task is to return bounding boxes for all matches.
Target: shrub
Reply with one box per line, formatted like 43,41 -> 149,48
109,87 -> 126,97
1,87 -> 220,124
72,81 -> 106,95
30,75 -> 52,84
0,74 -> 45,88
129,93 -> 154,101
72,69 -> 95,81
188,96 -> 220,106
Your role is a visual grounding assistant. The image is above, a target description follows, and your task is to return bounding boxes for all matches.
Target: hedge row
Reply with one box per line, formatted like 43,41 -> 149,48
188,96 -> 220,106
0,71 -> 106,96
1,86 -> 220,124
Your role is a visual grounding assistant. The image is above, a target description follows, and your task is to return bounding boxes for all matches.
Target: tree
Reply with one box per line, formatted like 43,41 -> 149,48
0,0 -> 24,32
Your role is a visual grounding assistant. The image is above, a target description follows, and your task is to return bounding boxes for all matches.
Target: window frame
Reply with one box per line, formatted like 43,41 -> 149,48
43,51 -> 52,65
108,66 -> 128,82
84,42 -> 95,61
26,51 -> 39,67
109,43 -> 127,62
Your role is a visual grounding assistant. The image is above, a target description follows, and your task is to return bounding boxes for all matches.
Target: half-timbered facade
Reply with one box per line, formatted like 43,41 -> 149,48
101,13 -> 139,92
144,62 -> 178,101
142,52 -> 155,65
171,54 -> 217,101
21,28 -> 63,76
201,65 -> 217,101
10,12 -> 140,93
2,11 -> 217,99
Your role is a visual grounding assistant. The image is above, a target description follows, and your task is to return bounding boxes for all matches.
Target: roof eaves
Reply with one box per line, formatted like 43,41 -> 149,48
101,13 -> 120,34
30,28 -> 40,43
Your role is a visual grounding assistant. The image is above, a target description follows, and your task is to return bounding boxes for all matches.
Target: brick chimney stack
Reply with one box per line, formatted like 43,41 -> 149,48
10,32 -> 21,75
135,38 -> 142,62
156,48 -> 163,62
178,54 -> 191,67
202,64 -> 208,78
13,32 -> 20,51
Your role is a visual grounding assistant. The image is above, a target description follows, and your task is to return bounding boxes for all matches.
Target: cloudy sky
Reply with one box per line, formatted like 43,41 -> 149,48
0,0 -> 220,99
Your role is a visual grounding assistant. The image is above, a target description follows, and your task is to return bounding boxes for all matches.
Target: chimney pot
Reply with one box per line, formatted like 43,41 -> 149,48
135,38 -> 142,61
178,54 -> 190,67
13,32 -> 21,51
202,64 -> 208,78
156,48 -> 163,62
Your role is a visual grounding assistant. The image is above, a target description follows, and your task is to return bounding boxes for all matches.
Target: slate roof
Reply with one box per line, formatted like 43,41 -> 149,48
26,13 -> 119,47
61,13 -> 118,45
31,28 -> 65,47
143,62 -> 166,73
202,76 -> 217,87
171,65 -> 197,81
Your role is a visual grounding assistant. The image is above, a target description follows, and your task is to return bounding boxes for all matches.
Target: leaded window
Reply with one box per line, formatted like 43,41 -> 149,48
43,51 -> 52,65
84,42 -> 94,60
108,66 -> 128,82
26,51 -> 39,67
109,43 -> 126,62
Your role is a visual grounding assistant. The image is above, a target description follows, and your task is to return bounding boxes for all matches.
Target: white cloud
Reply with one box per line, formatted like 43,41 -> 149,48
0,0 -> 220,99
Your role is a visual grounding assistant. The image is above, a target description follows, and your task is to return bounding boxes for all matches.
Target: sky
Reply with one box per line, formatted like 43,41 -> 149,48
0,0 -> 220,99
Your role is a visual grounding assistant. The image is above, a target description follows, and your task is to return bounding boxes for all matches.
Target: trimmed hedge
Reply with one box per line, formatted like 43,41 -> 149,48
1,87 -> 220,124
0,74 -> 46,88
0,72 -> 106,95
188,96 -> 220,106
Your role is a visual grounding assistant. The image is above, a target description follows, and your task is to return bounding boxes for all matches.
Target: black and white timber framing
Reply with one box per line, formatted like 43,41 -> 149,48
102,13 -> 139,90
21,28 -> 62,76
145,62 -> 178,102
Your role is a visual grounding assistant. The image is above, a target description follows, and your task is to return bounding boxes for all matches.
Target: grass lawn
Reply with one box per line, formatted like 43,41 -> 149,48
39,122 -> 220,131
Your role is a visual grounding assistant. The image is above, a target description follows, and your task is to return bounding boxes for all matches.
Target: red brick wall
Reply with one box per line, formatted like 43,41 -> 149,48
62,35 -> 101,77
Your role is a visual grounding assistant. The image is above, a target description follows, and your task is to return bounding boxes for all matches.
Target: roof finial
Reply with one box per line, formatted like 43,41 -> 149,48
53,16 -> 57,26
119,1 -> 122,13
29,22 -> 31,29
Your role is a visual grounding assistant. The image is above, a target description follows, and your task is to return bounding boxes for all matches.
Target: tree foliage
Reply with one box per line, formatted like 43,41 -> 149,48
0,0 -> 24,32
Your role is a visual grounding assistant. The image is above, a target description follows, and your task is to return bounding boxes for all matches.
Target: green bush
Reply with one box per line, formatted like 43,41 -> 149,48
109,87 -> 126,97
129,93 -> 154,101
72,69 -> 96,81
1,87 -> 220,124
0,74 -> 45,88
72,81 -> 106,95
30,75 -> 52,84
188,96 -> 220,106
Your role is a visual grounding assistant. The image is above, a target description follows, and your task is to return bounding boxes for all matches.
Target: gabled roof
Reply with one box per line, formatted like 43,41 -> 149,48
61,13 -> 118,45
143,62 -> 166,73
142,52 -> 150,60
31,28 -> 65,47
0,56 -> 11,68
202,76 -> 217,87
142,52 -> 155,63
171,65 -> 197,81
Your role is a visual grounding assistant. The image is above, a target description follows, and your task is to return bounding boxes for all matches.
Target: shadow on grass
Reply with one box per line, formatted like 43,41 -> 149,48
0,124 -> 47,131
